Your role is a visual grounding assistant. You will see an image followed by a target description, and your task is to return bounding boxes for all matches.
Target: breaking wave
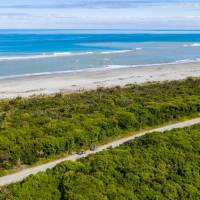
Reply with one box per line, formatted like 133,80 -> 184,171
0,50 -> 135,61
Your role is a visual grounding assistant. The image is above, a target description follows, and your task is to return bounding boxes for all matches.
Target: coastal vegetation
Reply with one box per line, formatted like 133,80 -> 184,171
1,78 -> 200,172
1,123 -> 200,199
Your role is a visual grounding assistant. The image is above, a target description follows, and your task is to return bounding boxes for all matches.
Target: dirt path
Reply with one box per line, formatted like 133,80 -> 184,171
1,117 -> 200,187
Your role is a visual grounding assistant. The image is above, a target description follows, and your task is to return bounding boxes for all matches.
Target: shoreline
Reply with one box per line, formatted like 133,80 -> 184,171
1,61 -> 200,99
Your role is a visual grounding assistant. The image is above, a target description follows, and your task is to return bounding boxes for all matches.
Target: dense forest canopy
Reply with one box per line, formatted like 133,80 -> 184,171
1,123 -> 200,199
1,78 -> 200,172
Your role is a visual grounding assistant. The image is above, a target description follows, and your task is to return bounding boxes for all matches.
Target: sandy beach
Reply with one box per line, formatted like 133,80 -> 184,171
1,62 -> 200,99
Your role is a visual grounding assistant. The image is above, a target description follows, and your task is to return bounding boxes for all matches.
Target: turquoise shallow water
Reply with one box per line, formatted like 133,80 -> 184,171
0,30 -> 200,78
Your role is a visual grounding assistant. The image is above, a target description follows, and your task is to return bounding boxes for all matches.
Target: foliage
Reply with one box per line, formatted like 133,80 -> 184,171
1,123 -> 200,199
1,78 -> 200,170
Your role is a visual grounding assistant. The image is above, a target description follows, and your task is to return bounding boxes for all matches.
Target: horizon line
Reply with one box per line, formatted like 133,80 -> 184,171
1,28 -> 200,31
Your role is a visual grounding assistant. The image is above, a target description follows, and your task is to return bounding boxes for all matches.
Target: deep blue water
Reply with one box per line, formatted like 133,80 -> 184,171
0,30 -> 200,78
1,33 -> 200,54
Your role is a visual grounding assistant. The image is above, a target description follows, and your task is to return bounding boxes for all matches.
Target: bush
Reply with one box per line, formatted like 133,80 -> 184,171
2,123 -> 200,199
1,78 -> 200,170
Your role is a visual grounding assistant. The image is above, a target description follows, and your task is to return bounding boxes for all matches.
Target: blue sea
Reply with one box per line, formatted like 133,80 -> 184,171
1,30 -> 200,79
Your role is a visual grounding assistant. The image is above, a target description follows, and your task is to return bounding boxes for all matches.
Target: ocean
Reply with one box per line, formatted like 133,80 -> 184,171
0,30 -> 200,79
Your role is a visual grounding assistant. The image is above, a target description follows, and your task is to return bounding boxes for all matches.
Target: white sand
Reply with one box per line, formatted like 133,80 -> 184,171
1,62 -> 200,98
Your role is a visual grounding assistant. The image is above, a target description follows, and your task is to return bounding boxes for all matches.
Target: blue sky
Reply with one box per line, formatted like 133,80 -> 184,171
0,0 -> 200,29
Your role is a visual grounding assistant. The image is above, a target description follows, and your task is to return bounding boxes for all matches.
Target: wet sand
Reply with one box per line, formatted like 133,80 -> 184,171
1,62 -> 200,98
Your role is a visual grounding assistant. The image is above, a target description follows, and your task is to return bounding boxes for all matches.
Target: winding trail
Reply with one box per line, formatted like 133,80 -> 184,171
1,117 -> 200,187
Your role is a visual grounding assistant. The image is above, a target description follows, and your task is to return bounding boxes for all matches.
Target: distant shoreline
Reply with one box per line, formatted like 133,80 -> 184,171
1,61 -> 200,99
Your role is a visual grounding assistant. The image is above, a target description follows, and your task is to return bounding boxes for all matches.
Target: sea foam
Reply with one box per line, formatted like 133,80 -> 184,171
0,50 -> 133,61
100,50 -> 133,55
1,58 -> 200,80
183,43 -> 200,47
0,52 -> 94,61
